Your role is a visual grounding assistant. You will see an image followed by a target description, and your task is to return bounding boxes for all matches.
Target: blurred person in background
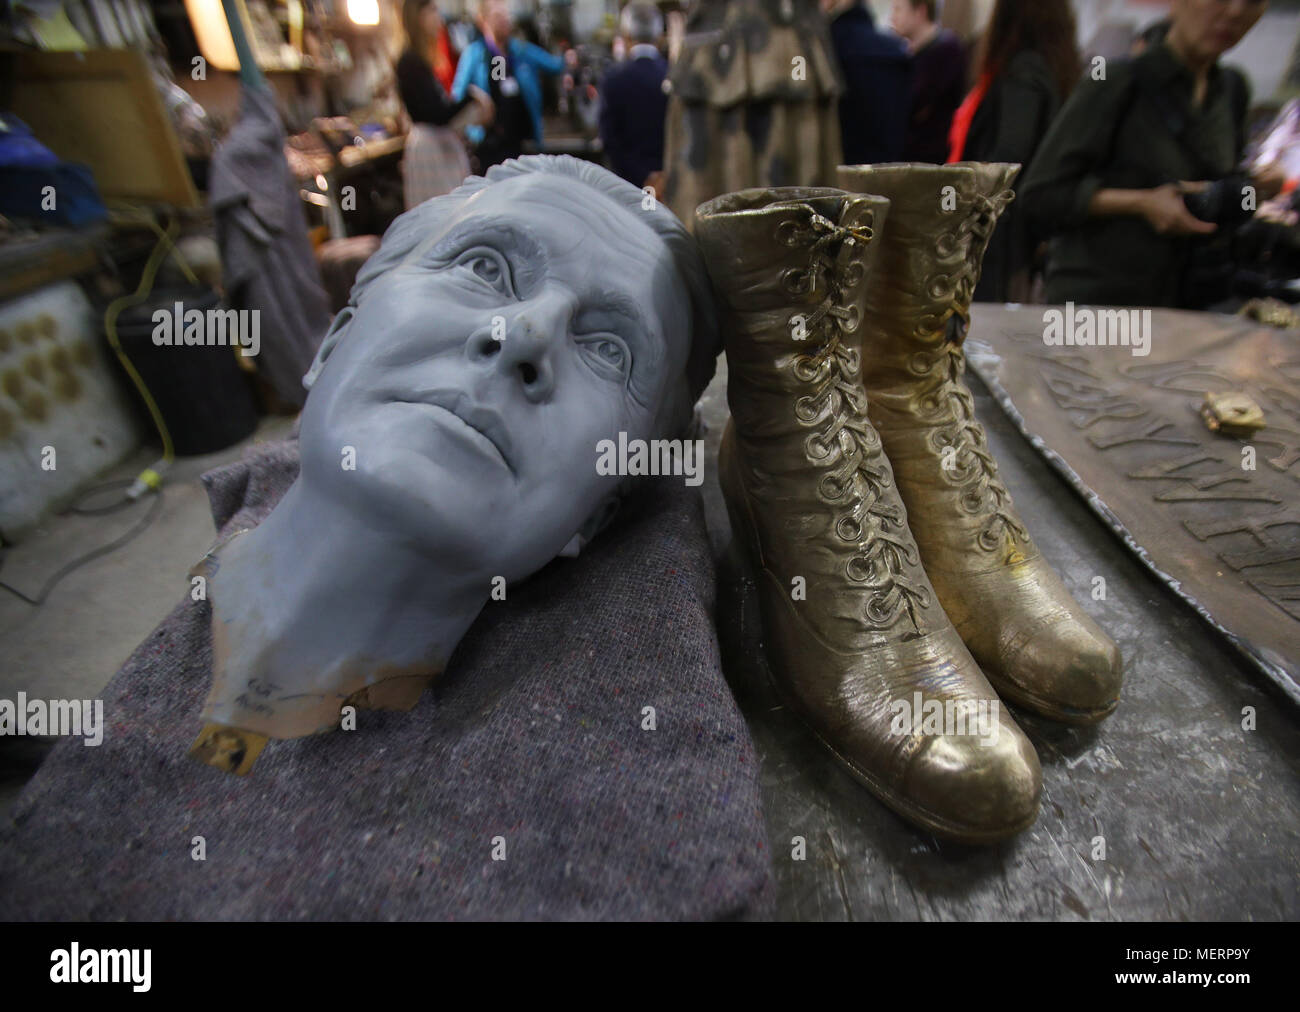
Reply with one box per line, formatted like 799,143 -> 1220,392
1021,0 -> 1284,309
824,0 -> 912,165
599,3 -> 669,191
1131,17 -> 1172,58
453,0 -> 568,169
891,0 -> 967,163
949,0 -> 1081,302
397,0 -> 491,207
661,0 -> 843,229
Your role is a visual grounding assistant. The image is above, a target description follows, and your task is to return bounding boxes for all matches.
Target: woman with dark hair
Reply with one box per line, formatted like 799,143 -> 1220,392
1021,0 -> 1283,310
395,0 -> 492,207
949,0 -> 1082,301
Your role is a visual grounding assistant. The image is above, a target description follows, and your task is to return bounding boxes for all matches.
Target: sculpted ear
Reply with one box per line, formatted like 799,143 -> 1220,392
303,307 -> 354,391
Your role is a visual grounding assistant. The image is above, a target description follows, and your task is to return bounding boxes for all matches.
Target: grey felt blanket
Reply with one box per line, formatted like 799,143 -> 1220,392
0,441 -> 773,920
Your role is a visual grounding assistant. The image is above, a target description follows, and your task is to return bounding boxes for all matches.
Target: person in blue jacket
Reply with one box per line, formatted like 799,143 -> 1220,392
452,0 -> 568,169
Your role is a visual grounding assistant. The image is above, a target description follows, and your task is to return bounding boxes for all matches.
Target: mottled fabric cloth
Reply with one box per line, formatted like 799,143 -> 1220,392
663,0 -> 843,230
0,440 -> 773,921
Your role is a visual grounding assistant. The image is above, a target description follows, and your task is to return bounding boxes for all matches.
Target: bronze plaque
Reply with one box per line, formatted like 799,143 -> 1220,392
966,304 -> 1300,704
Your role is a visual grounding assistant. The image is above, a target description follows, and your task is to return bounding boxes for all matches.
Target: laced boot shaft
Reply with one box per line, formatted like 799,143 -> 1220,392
839,162 -> 1123,724
709,190 -> 937,646
696,187 -> 1040,842
846,164 -> 1025,566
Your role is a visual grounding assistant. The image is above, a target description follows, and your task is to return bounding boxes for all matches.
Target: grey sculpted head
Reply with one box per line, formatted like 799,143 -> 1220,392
191,155 -> 717,763
299,154 -> 716,578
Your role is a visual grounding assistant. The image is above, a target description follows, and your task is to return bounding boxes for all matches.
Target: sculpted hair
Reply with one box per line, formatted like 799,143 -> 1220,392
345,154 -> 719,436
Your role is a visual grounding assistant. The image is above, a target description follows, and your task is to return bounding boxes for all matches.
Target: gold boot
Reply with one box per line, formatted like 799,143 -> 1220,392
696,187 -> 1040,842
838,162 -> 1123,724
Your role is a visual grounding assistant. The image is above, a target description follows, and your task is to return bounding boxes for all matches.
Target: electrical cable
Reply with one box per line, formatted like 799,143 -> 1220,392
0,480 -> 165,607
104,219 -> 179,482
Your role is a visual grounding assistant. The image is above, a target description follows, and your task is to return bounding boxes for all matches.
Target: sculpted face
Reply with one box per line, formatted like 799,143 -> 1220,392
298,173 -> 693,581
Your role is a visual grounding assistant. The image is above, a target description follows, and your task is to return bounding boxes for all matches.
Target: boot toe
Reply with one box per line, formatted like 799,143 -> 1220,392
1007,617 -> 1123,724
902,715 -> 1041,842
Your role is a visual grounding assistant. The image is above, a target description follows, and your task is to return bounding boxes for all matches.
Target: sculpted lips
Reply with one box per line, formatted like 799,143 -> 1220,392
390,390 -> 514,471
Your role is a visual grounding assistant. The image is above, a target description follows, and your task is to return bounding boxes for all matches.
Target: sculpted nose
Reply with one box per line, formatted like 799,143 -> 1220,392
465,297 -> 569,403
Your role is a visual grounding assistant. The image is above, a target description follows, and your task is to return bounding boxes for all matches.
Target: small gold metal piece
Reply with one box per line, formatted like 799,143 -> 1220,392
1201,391 -> 1265,437
189,723 -> 268,776
1238,297 -> 1300,329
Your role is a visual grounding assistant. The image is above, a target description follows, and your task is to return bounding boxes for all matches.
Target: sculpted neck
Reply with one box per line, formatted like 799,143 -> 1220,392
202,478 -> 488,737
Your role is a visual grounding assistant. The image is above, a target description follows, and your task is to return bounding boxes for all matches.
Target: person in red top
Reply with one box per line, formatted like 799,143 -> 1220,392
948,0 -> 1081,301
428,4 -> 457,94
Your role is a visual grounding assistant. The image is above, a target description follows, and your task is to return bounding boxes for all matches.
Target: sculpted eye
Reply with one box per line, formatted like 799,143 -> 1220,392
456,248 -> 513,295
591,340 -> 624,366
471,256 -> 500,284
578,335 -> 631,381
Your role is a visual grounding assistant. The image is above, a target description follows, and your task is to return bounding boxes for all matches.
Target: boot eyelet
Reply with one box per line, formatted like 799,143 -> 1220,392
805,434 -> 832,461
836,516 -> 862,542
865,592 -> 898,622
841,263 -> 865,287
775,220 -> 803,247
819,474 -> 846,501
794,395 -> 820,421
846,556 -> 875,584
781,267 -> 812,295
792,357 -> 822,382
838,304 -> 861,334
919,393 -> 948,417
908,351 -> 935,376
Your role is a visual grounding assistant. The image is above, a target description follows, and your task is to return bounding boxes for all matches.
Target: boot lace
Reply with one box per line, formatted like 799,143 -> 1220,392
779,210 -> 931,631
911,189 -> 1027,553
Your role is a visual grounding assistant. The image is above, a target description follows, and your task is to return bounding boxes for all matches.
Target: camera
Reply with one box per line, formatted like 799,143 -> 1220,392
1183,174 -> 1256,227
